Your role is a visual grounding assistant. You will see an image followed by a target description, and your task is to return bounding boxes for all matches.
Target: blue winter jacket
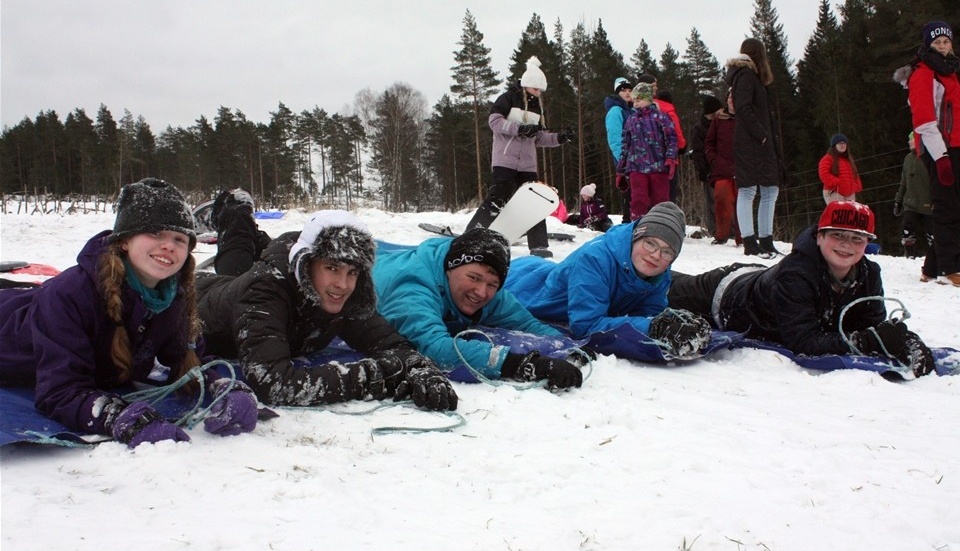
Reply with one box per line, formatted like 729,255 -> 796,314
604,94 -> 633,162
0,231 -> 194,434
372,237 -> 562,378
618,104 -> 678,175
503,221 -> 671,338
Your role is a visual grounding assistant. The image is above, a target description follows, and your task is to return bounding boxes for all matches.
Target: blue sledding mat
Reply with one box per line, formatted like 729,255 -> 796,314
254,211 -> 284,219
0,385 -> 216,447
732,339 -> 960,379
584,324 -> 745,363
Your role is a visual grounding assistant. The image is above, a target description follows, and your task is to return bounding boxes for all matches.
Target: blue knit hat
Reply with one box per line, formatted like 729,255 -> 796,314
830,134 -> 848,147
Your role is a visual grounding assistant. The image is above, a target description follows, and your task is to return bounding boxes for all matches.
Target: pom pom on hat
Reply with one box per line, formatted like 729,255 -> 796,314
444,228 -> 511,285
830,133 -> 848,147
110,178 -> 197,249
520,56 -> 548,91
580,183 -> 597,198
922,21 -> 953,49
818,201 -> 876,239
632,201 -> 686,257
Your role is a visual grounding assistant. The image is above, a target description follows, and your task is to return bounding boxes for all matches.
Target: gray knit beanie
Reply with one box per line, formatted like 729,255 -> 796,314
110,178 -> 197,249
632,201 -> 686,256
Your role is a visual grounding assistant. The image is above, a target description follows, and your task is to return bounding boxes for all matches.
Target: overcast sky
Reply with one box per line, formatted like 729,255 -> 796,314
1,0 -> 821,130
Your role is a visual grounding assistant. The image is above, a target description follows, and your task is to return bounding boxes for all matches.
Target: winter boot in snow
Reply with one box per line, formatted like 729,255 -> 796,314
743,235 -> 774,259
758,235 -> 782,256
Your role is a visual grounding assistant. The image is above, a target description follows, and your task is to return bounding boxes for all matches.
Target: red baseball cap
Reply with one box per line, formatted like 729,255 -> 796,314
817,201 -> 876,239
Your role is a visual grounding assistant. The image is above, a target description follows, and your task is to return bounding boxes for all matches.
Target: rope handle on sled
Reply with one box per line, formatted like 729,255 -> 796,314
839,296 -> 911,366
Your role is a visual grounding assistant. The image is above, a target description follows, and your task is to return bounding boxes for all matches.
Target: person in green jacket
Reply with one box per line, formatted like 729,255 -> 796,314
894,133 -> 934,264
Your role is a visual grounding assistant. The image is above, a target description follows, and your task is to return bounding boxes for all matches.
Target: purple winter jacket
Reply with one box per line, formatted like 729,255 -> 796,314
0,230 -> 194,434
618,104 -> 678,175
489,82 -> 560,172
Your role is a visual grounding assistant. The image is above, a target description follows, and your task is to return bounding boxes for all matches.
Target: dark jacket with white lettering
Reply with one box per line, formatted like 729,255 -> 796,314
717,224 -> 885,355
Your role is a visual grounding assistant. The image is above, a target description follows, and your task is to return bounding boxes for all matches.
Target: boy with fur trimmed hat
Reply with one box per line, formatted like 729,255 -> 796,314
197,210 -> 457,410
505,201 -> 713,358
373,228 -> 583,390
669,201 -> 936,377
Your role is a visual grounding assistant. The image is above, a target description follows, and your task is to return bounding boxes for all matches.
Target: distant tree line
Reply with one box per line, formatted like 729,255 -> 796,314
2,0 -> 957,250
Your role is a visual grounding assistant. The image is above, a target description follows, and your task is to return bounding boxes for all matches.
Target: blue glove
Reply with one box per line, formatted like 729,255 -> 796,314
204,379 -> 258,436
111,401 -> 191,448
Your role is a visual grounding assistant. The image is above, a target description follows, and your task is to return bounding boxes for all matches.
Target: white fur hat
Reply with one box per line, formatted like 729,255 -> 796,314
520,56 -> 548,91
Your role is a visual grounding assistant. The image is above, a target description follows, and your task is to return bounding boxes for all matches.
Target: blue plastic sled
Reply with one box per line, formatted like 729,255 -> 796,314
584,324 -> 745,363
254,211 -> 284,219
0,385 -> 216,448
732,338 -> 960,379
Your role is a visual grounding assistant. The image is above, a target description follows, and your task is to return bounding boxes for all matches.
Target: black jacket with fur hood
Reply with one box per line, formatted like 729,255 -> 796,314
197,211 -> 418,406
725,54 -> 782,188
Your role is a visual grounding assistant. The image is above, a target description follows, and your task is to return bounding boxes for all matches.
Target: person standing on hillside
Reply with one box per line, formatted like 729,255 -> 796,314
691,95 -> 724,238
637,74 -> 688,203
605,77 -> 635,224
895,20 -> 960,286
818,134 -> 863,204
705,91 -> 740,246
465,56 -> 575,259
617,83 -> 678,220
724,38 -> 784,259
894,132 -> 934,261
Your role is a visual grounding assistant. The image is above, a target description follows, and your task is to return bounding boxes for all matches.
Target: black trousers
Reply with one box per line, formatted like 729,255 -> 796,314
465,166 -> 548,250
923,147 -> 960,275
668,263 -> 765,326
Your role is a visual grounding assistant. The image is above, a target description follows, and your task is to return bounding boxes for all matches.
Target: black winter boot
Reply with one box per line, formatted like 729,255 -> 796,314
742,235 -> 774,259
758,235 -> 782,256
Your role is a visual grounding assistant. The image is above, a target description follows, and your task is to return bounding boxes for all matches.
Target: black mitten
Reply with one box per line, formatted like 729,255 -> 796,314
850,320 -> 907,359
902,331 -> 935,377
517,124 -> 541,138
394,354 -> 458,411
558,128 -> 576,144
648,309 -> 712,357
502,351 -> 583,390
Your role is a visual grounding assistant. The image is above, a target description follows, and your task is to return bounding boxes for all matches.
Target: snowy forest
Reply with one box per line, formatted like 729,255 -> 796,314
1,0 -> 958,249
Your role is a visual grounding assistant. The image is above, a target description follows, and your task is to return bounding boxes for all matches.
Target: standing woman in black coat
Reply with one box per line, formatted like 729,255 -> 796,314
725,38 -> 783,258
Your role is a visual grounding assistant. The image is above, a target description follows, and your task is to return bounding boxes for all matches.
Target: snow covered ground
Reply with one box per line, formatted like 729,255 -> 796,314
1,206 -> 959,550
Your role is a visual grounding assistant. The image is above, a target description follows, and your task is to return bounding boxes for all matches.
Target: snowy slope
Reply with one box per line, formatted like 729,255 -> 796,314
1,207 -> 959,551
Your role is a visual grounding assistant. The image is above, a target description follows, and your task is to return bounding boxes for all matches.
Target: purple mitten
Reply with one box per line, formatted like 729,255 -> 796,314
111,401 -> 191,448
203,379 -> 258,436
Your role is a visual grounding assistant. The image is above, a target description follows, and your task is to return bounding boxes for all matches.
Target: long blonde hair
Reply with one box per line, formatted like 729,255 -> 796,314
98,241 -> 201,383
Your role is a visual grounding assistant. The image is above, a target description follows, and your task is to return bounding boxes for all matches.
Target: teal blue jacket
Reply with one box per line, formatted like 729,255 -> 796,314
372,237 -> 562,378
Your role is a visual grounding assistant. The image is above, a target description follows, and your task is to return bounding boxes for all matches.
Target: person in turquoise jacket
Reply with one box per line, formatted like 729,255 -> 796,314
504,202 -> 712,358
373,228 -> 583,390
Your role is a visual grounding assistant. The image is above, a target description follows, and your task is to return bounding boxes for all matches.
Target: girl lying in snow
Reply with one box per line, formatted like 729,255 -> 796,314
0,178 -> 257,447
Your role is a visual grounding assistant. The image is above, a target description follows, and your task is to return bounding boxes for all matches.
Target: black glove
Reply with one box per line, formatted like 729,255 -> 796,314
893,201 -> 903,217
850,320 -> 908,359
502,351 -> 583,390
902,331 -> 935,377
648,309 -> 713,357
565,348 -> 597,369
557,128 -> 576,144
394,355 -> 458,411
343,359 -> 388,401
517,124 -> 541,138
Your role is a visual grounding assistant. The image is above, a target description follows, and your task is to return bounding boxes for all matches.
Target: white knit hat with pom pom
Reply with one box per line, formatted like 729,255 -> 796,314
520,56 -> 548,91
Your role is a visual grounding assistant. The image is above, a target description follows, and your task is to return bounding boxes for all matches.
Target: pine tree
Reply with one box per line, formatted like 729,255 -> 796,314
450,9 -> 500,202
630,40 -> 660,80
683,28 -> 722,97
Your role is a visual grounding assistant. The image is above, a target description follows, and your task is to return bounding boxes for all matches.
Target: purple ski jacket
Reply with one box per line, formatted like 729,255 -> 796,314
488,82 -> 560,172
0,230 -> 194,434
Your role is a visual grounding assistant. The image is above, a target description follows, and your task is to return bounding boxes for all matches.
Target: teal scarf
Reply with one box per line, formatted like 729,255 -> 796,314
123,258 -> 179,314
